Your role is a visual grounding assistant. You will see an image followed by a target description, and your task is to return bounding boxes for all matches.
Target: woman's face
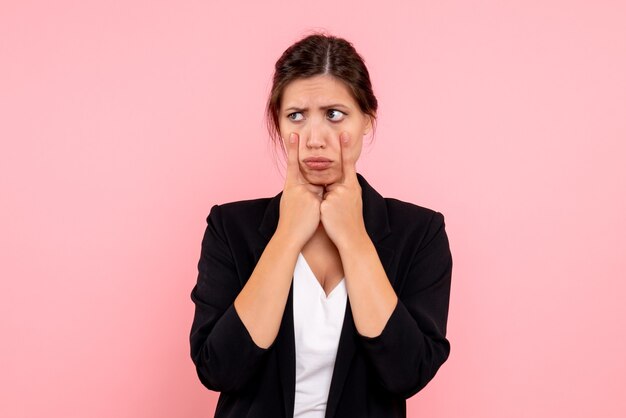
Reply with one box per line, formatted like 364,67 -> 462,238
279,75 -> 372,186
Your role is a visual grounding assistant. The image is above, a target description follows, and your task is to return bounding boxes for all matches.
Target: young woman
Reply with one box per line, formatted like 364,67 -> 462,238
189,32 -> 453,418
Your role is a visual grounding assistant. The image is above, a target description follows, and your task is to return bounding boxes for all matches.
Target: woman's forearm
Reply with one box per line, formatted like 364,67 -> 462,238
338,231 -> 398,338
234,229 -> 300,349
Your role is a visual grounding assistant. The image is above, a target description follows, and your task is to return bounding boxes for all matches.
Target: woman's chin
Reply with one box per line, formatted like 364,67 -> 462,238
302,169 -> 339,185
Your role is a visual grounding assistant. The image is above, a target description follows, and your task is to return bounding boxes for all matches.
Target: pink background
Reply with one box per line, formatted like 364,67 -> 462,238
2,1 -> 625,417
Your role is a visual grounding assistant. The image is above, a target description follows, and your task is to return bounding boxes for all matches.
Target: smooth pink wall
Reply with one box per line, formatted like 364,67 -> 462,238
2,1 -> 625,417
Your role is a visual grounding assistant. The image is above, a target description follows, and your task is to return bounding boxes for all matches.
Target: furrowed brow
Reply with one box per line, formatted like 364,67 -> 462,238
284,103 -> 349,112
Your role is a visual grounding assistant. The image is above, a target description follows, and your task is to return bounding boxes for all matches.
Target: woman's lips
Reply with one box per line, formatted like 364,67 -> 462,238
303,158 -> 332,170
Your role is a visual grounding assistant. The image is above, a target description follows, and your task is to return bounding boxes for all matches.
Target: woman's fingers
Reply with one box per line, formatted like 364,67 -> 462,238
284,132 -> 324,196
278,132 -> 324,247
285,132 -> 303,187
339,131 -> 359,186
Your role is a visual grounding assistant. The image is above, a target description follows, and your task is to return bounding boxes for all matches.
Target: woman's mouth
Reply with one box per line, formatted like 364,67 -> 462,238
303,157 -> 332,170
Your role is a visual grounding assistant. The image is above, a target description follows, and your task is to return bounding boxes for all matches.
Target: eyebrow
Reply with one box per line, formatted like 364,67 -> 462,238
283,103 -> 350,113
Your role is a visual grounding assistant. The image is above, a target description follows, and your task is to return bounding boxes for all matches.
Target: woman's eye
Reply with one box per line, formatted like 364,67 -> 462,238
287,112 -> 304,122
327,109 -> 345,122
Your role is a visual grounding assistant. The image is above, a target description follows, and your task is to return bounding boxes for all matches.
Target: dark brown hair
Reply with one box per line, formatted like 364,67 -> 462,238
265,32 -> 378,159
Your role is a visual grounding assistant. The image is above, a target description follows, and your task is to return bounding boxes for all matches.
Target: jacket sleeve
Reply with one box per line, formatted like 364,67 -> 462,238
189,204 -> 272,393
357,211 -> 452,399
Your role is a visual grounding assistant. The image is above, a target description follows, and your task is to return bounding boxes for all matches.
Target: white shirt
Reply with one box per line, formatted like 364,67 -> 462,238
293,252 -> 347,418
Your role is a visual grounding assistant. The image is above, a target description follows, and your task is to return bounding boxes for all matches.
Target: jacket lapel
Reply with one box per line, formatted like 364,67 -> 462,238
253,172 -> 395,418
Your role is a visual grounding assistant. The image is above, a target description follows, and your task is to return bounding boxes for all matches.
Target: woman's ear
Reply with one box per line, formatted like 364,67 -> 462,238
363,114 -> 373,135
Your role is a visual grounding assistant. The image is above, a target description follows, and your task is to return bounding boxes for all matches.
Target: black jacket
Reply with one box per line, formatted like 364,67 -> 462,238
189,173 -> 452,417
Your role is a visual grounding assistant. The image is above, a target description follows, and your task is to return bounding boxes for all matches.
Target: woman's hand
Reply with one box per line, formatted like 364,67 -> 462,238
276,133 -> 324,248
320,132 -> 368,251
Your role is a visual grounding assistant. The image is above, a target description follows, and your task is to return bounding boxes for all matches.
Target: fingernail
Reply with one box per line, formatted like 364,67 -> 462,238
290,133 -> 296,143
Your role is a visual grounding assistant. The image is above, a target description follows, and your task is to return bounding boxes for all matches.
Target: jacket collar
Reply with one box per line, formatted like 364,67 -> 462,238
258,172 -> 391,244
255,172 -> 395,418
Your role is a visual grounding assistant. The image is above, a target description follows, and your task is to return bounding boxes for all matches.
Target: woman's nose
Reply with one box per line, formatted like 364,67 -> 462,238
304,120 -> 331,149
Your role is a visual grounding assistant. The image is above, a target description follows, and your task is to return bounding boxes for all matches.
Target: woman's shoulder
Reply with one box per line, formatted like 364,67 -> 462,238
204,194 -> 280,227
379,196 -> 448,250
215,196 -> 275,213
383,196 -> 445,225
359,172 -> 446,231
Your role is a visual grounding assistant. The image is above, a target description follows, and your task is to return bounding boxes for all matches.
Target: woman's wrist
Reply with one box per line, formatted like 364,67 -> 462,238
271,227 -> 304,254
334,225 -> 370,254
